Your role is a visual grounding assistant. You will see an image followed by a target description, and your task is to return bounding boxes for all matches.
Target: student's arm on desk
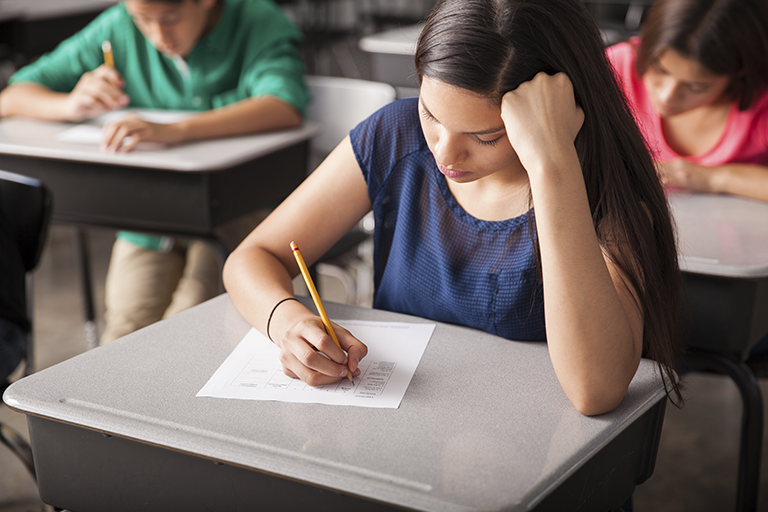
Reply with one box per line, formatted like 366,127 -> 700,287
659,159 -> 768,202
502,73 -> 643,416
101,95 -> 302,152
0,66 -> 128,122
223,137 -> 370,386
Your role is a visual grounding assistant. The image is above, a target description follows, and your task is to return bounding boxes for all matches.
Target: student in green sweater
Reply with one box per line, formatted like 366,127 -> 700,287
0,0 -> 309,344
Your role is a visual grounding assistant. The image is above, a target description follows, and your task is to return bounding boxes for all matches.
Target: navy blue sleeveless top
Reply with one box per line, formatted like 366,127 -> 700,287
350,98 -> 546,341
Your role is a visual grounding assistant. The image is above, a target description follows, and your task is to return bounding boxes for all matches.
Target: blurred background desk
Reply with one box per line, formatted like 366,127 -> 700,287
356,15 -> 638,98
0,115 -> 319,347
670,190 -> 768,512
0,0 -> 118,83
5,294 -> 669,512
579,0 -> 656,45
358,23 -> 422,96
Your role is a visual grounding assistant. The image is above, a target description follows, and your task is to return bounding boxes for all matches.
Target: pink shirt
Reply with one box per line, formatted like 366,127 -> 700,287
606,38 -> 768,166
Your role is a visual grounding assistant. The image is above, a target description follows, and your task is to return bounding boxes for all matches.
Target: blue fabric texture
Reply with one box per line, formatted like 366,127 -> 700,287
350,98 -> 546,341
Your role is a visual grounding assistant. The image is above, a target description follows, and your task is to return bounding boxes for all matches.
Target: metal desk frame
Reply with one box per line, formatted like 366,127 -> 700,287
671,191 -> 768,512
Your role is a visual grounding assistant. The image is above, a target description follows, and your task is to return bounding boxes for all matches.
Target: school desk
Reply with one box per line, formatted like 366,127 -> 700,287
358,23 -> 423,91
669,190 -> 768,512
0,0 -> 117,59
4,294 -> 668,512
0,115 -> 319,346
358,20 -> 621,93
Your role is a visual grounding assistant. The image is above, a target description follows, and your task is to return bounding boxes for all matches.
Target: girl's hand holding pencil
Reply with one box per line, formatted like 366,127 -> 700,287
275,312 -> 365,386
264,242 -> 367,386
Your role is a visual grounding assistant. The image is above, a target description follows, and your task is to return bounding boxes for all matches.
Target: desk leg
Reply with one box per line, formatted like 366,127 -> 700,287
72,228 -> 98,350
684,350 -> 763,512
0,422 -> 35,479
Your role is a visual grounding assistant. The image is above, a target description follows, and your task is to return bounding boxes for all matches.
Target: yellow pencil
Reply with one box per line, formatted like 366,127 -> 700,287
102,40 -> 114,68
290,241 -> 354,382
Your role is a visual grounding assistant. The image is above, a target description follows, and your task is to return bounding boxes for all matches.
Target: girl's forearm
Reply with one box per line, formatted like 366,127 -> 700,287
223,244 -> 303,339
529,150 -> 642,415
711,163 -> 768,202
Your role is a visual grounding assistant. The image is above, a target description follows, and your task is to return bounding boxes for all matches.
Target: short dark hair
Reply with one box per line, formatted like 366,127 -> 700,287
637,0 -> 768,111
415,0 -> 684,405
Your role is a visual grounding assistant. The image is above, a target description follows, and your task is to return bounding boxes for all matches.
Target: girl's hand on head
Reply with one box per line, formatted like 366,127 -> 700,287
65,65 -> 129,122
657,159 -> 718,193
274,316 -> 367,386
500,72 -> 584,174
101,114 -> 185,153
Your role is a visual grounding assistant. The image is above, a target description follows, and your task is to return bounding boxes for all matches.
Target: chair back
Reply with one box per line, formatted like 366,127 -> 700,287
0,170 -> 52,273
305,75 -> 397,157
0,170 -> 51,479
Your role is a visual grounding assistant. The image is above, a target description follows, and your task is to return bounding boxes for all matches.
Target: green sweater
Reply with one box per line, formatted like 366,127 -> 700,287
10,0 -> 308,250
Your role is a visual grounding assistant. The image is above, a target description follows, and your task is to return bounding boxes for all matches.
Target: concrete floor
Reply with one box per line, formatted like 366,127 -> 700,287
1,224 -> 768,511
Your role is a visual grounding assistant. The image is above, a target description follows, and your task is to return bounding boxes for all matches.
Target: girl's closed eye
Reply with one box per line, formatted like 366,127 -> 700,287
476,136 -> 501,146
651,62 -> 667,75
686,83 -> 711,94
419,105 -> 434,121
420,102 -> 504,146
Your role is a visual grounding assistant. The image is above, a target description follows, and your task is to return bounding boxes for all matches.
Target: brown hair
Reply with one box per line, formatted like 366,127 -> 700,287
637,0 -> 768,111
416,0 -> 684,404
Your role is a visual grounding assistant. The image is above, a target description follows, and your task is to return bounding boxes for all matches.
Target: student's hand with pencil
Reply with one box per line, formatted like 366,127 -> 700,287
269,300 -> 367,386
101,114 -> 184,153
64,65 -> 129,122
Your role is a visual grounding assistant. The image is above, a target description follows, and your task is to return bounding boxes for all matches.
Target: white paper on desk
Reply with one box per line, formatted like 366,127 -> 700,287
54,124 -> 107,144
196,320 -> 435,408
54,110 -> 195,145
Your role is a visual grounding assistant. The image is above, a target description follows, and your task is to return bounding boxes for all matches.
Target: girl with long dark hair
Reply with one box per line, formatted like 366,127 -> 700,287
224,0 -> 683,415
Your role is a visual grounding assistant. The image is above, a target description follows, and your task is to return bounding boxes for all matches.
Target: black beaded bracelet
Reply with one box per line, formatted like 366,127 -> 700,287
267,297 -> 300,342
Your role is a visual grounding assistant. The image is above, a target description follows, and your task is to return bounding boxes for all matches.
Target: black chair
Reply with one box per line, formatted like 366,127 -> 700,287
0,169 -> 53,479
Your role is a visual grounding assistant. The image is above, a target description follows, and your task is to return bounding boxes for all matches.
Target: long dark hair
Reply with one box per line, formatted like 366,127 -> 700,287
638,0 -> 768,111
415,0 -> 683,404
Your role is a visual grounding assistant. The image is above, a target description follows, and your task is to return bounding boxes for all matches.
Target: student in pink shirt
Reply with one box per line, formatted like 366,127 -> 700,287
606,0 -> 768,202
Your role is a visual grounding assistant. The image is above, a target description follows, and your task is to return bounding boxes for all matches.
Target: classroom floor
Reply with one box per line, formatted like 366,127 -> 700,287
1,224 -> 768,512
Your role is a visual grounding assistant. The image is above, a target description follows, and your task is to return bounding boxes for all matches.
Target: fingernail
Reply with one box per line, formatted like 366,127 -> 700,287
339,367 -> 349,377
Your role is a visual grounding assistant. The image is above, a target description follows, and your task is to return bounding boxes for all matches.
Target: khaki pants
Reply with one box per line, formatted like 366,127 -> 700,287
99,238 -> 222,344
99,209 -> 270,345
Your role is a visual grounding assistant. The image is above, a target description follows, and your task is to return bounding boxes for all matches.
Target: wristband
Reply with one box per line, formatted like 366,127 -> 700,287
267,297 -> 300,342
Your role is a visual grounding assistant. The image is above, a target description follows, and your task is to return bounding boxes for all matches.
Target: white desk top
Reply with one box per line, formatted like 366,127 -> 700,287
669,191 -> 768,278
358,22 -> 619,56
0,115 -> 320,172
0,0 -> 116,21
359,23 -> 423,56
5,294 -> 667,512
